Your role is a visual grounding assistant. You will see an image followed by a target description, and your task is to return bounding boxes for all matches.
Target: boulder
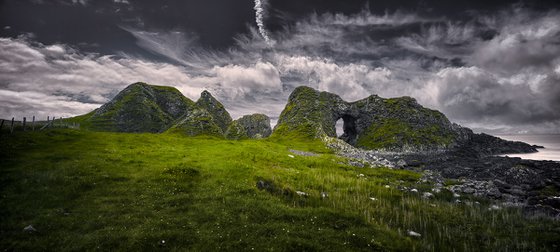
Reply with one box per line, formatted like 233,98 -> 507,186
225,114 -> 272,139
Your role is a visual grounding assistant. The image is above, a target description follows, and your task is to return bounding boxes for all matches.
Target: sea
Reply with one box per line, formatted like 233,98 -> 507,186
496,134 -> 560,162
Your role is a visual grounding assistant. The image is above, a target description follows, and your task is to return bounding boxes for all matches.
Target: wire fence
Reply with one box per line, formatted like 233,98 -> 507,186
0,116 -> 80,134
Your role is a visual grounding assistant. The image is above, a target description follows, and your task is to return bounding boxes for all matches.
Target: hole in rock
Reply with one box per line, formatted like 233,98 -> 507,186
338,115 -> 358,145
335,118 -> 344,137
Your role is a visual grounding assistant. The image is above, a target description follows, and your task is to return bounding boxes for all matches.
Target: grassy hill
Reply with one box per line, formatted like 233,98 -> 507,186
1,129 -> 558,251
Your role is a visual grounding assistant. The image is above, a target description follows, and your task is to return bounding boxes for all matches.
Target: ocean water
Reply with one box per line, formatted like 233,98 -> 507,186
496,134 -> 560,161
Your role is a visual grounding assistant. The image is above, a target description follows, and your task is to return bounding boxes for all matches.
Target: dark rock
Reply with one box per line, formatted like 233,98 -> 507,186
88,82 -> 197,132
273,86 -> 458,151
196,90 -> 233,133
225,114 -> 272,139
274,86 -> 537,154
256,180 -> 275,193
167,108 -> 224,137
543,197 -> 560,209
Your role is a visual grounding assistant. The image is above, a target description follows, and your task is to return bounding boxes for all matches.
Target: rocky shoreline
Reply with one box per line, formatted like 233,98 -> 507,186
324,135 -> 560,219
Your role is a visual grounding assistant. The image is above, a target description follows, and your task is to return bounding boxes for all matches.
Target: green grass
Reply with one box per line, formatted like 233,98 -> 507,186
1,129 -> 559,251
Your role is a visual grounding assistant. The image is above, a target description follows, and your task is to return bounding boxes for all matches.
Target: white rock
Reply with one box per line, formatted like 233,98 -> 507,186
422,192 -> 434,198
369,197 -> 377,201
410,188 -> 418,193
453,193 -> 461,198
358,174 -> 365,177
23,225 -> 36,233
407,230 -> 421,237
488,205 -> 502,211
384,185 -> 390,188
288,155 -> 295,158
296,191 -> 309,197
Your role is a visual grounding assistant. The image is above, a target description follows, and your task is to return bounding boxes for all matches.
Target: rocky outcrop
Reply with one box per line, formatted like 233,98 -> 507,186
88,82 -> 197,133
196,90 -> 233,133
84,83 -> 235,137
225,114 -> 272,139
274,86 -> 535,153
166,108 -> 224,137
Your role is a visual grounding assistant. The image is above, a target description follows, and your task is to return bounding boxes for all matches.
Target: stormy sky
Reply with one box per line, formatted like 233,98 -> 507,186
1,0 -> 560,134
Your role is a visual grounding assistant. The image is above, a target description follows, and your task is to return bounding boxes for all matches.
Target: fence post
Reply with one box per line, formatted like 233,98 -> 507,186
10,117 -> 14,133
32,116 -> 35,131
23,117 -> 26,131
0,119 -> 4,131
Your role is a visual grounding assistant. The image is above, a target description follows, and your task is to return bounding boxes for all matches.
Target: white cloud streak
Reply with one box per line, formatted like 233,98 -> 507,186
253,0 -> 274,46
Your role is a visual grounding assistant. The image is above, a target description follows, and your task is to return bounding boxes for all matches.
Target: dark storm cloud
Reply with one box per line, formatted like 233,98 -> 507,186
0,0 -> 255,54
1,1 -> 560,133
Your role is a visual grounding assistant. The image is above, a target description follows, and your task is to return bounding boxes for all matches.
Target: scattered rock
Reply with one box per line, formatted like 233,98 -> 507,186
488,205 -> 502,211
288,155 -> 295,158
422,192 -> 434,199
296,191 -> 309,197
407,230 -> 421,238
410,188 -> 418,193
289,149 -> 318,157
23,225 -> 36,233
320,192 -> 329,199
256,180 -> 275,192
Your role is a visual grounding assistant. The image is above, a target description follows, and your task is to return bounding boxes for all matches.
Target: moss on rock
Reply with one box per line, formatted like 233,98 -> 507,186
166,108 -> 224,137
196,90 -> 232,133
273,86 -> 459,151
225,114 -> 272,140
86,82 -> 197,133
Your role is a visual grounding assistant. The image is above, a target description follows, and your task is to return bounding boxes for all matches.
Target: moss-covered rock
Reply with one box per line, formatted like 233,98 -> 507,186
273,86 -> 459,151
196,90 -> 233,133
352,95 -> 457,150
225,114 -> 272,140
166,108 -> 224,137
86,82 -> 197,133
272,86 -> 349,139
224,120 -> 248,140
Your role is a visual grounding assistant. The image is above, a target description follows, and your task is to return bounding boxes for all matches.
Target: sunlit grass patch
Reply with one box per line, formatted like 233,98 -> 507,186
0,129 -> 558,250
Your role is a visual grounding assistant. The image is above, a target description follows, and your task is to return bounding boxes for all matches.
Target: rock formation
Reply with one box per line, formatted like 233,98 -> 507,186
195,90 -> 233,133
274,86 -> 537,153
225,114 -> 272,139
83,82 -> 274,138
88,82 -> 197,133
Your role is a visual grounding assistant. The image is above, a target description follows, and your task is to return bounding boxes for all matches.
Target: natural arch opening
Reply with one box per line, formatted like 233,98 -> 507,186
335,118 -> 344,137
338,115 -> 358,145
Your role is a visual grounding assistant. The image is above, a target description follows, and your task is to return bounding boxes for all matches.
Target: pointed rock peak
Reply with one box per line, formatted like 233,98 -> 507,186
197,90 -> 222,106
196,90 -> 232,133
199,90 -> 215,100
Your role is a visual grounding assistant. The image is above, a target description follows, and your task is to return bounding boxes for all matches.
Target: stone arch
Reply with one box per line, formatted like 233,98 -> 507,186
338,114 -> 358,145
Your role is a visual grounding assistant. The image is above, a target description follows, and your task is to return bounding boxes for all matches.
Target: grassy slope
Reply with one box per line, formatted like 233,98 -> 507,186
1,130 -> 559,251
